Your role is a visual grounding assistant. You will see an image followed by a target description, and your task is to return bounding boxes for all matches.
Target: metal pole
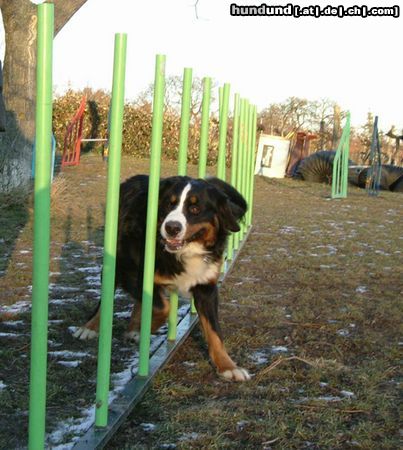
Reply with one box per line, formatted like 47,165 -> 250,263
227,93 -> 240,261
217,83 -> 230,181
28,5 -> 54,449
138,55 -> 166,376
95,33 -> 127,427
198,77 -> 212,179
168,67 -> 192,341
177,67 -> 192,176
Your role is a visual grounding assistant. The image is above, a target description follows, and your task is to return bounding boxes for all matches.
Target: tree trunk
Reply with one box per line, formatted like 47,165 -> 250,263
0,0 -> 87,192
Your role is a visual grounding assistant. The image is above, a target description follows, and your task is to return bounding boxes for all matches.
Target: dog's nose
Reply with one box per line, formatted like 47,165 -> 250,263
165,221 -> 182,237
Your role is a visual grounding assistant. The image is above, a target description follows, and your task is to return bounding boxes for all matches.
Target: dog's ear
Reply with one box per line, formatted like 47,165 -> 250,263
206,181 -> 246,233
217,193 -> 241,232
205,177 -> 247,227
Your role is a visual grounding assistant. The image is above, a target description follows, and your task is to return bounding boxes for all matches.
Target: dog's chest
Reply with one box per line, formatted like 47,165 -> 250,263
174,256 -> 220,297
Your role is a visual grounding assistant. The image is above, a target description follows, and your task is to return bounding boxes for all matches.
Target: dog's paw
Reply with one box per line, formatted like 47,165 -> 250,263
219,367 -> 251,382
124,330 -> 140,343
73,326 -> 99,340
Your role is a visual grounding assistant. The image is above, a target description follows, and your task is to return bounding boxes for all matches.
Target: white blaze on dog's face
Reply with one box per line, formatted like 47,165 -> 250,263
160,183 -> 191,253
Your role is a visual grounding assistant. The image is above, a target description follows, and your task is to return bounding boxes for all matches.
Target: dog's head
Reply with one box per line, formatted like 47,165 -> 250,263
158,176 -> 247,254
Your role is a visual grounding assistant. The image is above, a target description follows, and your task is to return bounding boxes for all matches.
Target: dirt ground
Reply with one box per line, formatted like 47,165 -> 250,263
0,154 -> 402,449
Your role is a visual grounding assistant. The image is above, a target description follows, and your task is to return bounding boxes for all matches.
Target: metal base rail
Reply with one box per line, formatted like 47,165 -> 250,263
73,226 -> 252,449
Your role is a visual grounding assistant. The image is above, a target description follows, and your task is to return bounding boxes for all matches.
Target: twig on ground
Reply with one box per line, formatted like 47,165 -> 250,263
256,356 -> 344,380
295,404 -> 369,414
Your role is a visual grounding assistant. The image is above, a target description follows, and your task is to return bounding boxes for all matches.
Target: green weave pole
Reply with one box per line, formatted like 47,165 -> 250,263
331,112 -> 351,199
245,104 -> 254,227
234,98 -> 246,250
217,83 -> 230,181
240,100 -> 250,241
168,67 -> 193,341
247,106 -> 257,225
28,4 -> 54,449
177,67 -> 192,176
139,55 -> 166,377
198,77 -> 212,179
95,33 -> 127,427
226,93 -> 240,261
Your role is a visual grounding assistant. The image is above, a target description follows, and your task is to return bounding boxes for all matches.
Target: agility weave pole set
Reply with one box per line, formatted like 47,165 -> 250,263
28,4 -> 257,449
331,112 -> 351,199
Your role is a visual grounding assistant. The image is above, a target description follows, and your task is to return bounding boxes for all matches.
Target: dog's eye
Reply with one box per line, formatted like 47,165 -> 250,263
169,195 -> 177,206
189,205 -> 200,215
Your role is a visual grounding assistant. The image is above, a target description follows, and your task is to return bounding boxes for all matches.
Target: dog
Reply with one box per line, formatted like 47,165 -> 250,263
74,175 -> 250,381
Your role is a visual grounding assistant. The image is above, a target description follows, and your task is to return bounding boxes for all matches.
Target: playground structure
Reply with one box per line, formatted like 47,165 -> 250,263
61,95 -> 109,167
28,4 -> 257,449
285,131 -> 317,177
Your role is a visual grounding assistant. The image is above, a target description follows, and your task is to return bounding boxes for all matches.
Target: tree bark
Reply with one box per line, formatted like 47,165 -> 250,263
0,0 -> 87,192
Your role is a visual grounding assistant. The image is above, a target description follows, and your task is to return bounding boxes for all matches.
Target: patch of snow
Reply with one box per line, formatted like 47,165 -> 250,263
183,361 -> 197,367
337,329 -> 350,337
279,226 -> 299,234
356,286 -> 367,294
340,390 -> 356,398
49,299 -> 79,305
114,311 -> 131,319
250,351 -> 269,365
0,381 -> 6,390
316,395 -> 342,402
0,300 -> 31,314
49,350 -> 91,359
140,423 -> 156,432
271,346 -> 288,353
375,249 -> 390,256
46,406 -> 95,449
77,266 -> 101,274
236,420 -> 249,432
2,320 -> 24,327
84,275 -> 101,285
49,305 -> 191,447
179,432 -> 200,441
57,361 -> 81,368
49,284 -> 80,292
0,332 -> 20,337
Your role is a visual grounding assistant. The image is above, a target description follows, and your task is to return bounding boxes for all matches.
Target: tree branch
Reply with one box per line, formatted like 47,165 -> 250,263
51,0 -> 88,36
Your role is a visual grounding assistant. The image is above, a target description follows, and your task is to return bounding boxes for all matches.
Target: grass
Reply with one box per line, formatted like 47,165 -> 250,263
0,154 -> 402,449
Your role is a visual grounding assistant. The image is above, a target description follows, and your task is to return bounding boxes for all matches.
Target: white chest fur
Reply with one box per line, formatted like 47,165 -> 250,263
173,243 -> 220,297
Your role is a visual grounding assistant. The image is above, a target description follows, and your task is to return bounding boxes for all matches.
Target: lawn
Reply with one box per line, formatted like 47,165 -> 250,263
0,154 -> 401,449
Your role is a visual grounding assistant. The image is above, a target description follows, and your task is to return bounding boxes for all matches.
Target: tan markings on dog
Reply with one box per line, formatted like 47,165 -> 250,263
154,271 -> 175,286
185,221 -> 217,247
127,293 -> 170,334
151,294 -> 170,332
127,301 -> 142,334
170,194 -> 177,204
82,308 -> 100,333
198,315 -> 237,373
189,195 -> 198,204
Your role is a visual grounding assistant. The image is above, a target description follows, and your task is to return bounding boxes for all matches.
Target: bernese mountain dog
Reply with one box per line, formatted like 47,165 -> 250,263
74,175 -> 251,382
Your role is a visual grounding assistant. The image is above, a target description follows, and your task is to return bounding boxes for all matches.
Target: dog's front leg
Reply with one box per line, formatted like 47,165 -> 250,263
192,283 -> 250,381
